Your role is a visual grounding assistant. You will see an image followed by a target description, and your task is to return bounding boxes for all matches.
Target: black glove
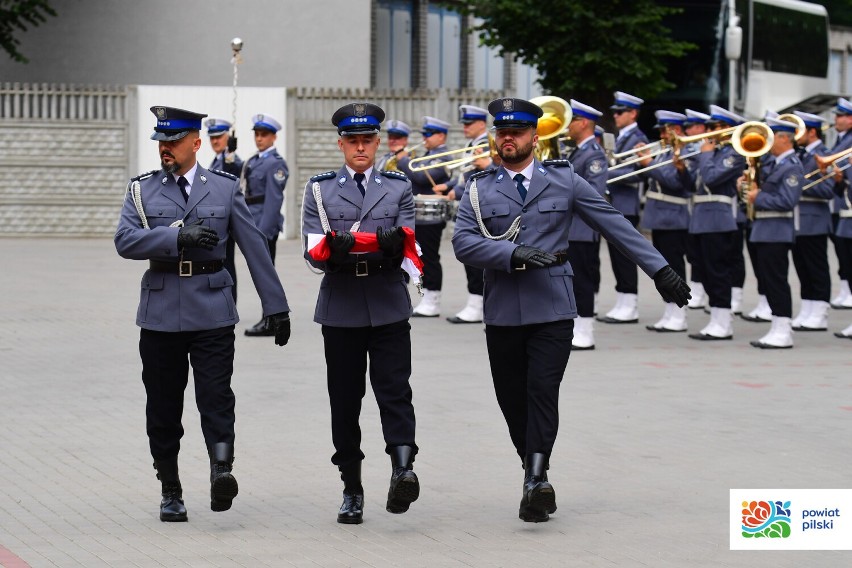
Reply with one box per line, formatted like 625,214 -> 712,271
269,312 -> 290,346
326,231 -> 355,264
227,134 -> 237,153
376,226 -> 405,258
177,219 -> 219,251
511,246 -> 557,269
653,265 -> 691,307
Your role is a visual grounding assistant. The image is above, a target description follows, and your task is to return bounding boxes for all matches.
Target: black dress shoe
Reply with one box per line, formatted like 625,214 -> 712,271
740,313 -> 771,323
386,446 -> 419,514
596,316 -> 638,324
446,315 -> 482,324
835,332 -> 852,339
160,483 -> 188,522
338,491 -> 364,524
209,443 -> 239,512
688,332 -> 732,341
519,454 -> 554,523
244,317 -> 274,336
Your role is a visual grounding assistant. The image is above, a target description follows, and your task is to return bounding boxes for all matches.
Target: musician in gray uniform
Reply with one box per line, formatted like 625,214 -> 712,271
742,116 -> 803,348
600,91 -> 649,324
831,149 -> 852,338
681,109 -> 710,310
790,110 -> 834,331
564,99 -> 608,349
301,102 -> 420,525
829,98 -> 852,310
684,106 -> 746,340
638,111 -> 693,333
206,118 -> 243,302
375,119 -> 411,172
452,97 -> 690,523
242,113 -> 289,337
397,116 -> 453,317
115,106 -> 291,523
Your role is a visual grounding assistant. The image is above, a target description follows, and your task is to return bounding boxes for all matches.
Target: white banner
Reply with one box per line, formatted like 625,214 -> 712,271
731,489 -> 851,550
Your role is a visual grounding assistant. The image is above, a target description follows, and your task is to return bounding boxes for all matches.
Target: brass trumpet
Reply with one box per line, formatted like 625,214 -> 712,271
407,135 -> 496,172
384,141 -> 425,172
732,121 -> 774,221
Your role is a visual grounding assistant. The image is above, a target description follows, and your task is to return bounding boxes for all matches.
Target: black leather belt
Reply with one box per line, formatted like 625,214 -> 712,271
340,259 -> 399,277
149,259 -> 225,277
245,195 -> 265,205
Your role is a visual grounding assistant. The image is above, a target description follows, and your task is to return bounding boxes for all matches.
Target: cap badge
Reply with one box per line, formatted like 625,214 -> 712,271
502,99 -> 514,112
354,104 -> 366,117
155,107 -> 166,119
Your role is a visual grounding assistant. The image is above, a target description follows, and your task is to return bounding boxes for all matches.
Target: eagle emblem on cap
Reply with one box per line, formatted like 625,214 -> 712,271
155,107 -> 166,119
257,114 -> 264,122
205,118 -> 215,128
354,104 -> 366,117
502,99 -> 514,112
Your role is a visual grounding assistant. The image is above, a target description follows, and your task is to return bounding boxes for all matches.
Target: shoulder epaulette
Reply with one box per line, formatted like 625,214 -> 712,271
310,171 -> 336,182
469,168 -> 496,181
210,168 -> 238,180
542,159 -> 573,167
130,169 -> 158,182
380,169 -> 408,181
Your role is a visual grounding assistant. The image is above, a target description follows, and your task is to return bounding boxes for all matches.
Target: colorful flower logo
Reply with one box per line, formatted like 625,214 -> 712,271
741,500 -> 791,538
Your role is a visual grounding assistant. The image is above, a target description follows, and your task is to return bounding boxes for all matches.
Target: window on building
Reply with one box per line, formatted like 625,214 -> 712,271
427,5 -> 461,88
376,1 -> 413,88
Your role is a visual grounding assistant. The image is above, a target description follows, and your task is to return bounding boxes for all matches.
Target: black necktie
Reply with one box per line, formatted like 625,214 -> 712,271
354,172 -> 366,197
177,176 -> 189,202
513,173 -> 527,201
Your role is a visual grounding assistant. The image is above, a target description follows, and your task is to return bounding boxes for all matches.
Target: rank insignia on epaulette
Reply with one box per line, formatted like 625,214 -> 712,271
542,159 -> 571,167
380,170 -> 408,181
469,168 -> 495,181
130,169 -> 158,182
210,169 -> 237,180
309,171 -> 336,182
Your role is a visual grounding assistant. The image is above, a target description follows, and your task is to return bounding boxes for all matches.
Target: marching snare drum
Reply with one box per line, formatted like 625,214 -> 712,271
414,195 -> 450,223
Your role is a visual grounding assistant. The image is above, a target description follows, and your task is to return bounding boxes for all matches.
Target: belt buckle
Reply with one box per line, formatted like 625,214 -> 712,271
179,260 -> 193,277
516,263 -> 526,271
355,260 -> 369,277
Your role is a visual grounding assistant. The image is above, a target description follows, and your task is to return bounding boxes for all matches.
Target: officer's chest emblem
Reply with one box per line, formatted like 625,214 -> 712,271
784,174 -> 800,188
374,176 -> 382,186
338,176 -> 347,186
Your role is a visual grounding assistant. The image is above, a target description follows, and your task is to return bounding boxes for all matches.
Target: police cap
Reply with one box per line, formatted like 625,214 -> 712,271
150,106 -> 207,141
488,98 -> 543,129
332,103 -> 385,136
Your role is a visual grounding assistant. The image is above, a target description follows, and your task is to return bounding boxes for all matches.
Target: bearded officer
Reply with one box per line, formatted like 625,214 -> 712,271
115,106 -> 290,522
301,102 -> 420,524
242,113 -> 289,337
452,97 -> 690,523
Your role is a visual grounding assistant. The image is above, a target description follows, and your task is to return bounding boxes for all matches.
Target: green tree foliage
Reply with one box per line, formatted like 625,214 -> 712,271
1,0 -> 56,63
804,0 -> 852,27
442,0 -> 694,110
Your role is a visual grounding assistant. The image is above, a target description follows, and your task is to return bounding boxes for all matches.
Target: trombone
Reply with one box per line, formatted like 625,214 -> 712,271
530,96 -> 572,161
802,146 -> 852,190
407,135 -> 496,172
384,141 -> 425,172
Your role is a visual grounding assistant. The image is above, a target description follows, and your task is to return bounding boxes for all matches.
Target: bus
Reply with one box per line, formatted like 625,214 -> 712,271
640,0 -> 830,131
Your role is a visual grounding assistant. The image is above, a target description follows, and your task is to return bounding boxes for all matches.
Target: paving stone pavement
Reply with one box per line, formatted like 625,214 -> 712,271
0,235 -> 850,568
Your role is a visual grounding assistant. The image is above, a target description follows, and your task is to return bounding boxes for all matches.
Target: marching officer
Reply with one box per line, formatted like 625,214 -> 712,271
831,148 -> 852,338
790,110 -> 834,331
397,116 -> 453,317
686,106 -> 746,340
115,106 -> 291,522
375,119 -> 411,172
241,113 -> 289,337
564,99 -> 608,349
742,116 -> 803,348
445,104 -> 490,324
682,109 -> 711,310
452,97 -> 690,523
301,102 -> 421,524
600,91 -> 649,324
639,111 -> 693,333
829,98 -> 852,309
206,118 -> 243,302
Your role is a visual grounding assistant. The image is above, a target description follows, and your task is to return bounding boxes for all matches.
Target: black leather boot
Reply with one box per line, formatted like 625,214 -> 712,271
154,458 -> 187,522
386,445 -> 419,514
209,443 -> 239,512
244,317 -> 274,337
337,462 -> 364,524
519,453 -> 556,523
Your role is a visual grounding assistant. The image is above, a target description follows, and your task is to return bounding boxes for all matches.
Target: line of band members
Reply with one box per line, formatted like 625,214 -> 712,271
370,93 -> 852,349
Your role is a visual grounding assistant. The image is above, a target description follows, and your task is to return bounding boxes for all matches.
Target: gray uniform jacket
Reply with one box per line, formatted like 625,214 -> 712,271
115,166 -> 289,332
566,139 -> 608,242
606,126 -> 648,216
210,152 -> 244,178
243,149 -> 288,239
796,143 -> 834,236
302,167 -> 416,327
829,132 -> 852,216
452,160 -> 667,326
749,153 -> 803,243
640,150 -> 691,231
687,145 -> 746,234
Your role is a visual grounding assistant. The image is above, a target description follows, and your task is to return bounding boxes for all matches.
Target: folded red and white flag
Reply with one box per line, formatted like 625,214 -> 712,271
306,227 -> 424,285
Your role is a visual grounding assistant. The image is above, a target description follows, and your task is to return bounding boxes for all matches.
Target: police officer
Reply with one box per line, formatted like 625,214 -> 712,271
790,110 -> 834,331
301,102 -> 420,524
742,116 -> 803,348
397,116 -> 453,317
242,113 -> 289,337
831,154 -> 852,338
375,119 -> 411,172
452,97 -> 690,523
686,106 -> 746,340
682,109 -> 711,310
115,106 -> 291,522
445,104 -> 490,324
206,118 -> 243,302
564,99 -> 608,349
639,111 -> 693,333
829,98 -> 852,309
600,91 -> 649,324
